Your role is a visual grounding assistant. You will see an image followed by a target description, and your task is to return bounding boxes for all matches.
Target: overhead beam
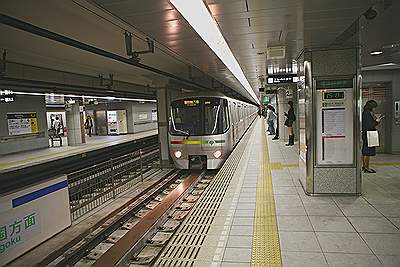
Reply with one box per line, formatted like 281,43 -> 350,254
0,13 -> 246,100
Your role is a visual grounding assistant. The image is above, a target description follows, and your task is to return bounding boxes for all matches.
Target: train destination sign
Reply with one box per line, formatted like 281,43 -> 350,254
183,100 -> 199,106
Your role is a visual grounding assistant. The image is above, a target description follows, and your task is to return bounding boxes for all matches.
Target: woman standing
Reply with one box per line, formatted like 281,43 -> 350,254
266,105 -> 277,135
362,100 -> 381,173
284,101 -> 296,146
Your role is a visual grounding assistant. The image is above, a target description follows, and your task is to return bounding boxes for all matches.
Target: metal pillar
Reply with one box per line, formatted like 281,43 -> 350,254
156,88 -> 171,167
299,47 -> 362,195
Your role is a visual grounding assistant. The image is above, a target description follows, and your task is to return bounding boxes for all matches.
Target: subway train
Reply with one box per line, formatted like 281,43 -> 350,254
168,93 -> 258,169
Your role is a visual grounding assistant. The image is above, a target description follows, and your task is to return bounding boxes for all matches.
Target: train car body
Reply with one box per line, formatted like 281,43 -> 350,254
168,93 -> 258,169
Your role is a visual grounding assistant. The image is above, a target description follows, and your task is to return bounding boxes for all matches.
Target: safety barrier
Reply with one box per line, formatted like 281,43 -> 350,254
67,144 -> 160,221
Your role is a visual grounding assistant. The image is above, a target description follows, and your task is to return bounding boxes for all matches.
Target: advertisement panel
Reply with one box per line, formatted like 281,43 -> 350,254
7,112 -> 38,136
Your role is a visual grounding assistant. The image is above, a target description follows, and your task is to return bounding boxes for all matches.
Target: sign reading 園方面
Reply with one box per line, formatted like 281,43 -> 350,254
0,211 -> 40,256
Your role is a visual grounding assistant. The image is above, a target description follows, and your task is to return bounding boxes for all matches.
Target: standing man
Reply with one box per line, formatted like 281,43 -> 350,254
84,115 -> 94,137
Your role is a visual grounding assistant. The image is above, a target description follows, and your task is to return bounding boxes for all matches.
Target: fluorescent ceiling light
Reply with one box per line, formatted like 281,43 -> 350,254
370,50 -> 383,55
170,0 -> 260,104
379,62 -> 396,66
11,91 -> 156,103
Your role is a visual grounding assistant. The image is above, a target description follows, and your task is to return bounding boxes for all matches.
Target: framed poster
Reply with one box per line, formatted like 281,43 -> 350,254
138,113 -> 148,120
7,112 -> 38,136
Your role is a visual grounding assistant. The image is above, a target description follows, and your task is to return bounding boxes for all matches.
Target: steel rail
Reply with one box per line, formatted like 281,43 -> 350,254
46,169 -> 182,266
92,171 -> 203,267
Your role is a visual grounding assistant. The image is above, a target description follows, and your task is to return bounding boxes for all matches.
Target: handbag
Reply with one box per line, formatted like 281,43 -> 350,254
367,130 -> 379,147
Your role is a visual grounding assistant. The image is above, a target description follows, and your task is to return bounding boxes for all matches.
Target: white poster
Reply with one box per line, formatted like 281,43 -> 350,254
322,108 -> 345,137
7,112 -> 38,136
138,113 -> 148,120
107,111 -> 118,134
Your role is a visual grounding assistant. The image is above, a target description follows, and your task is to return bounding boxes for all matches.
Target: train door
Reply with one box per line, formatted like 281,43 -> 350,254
244,105 -> 247,128
232,102 -> 238,144
227,101 -> 234,149
237,103 -> 243,138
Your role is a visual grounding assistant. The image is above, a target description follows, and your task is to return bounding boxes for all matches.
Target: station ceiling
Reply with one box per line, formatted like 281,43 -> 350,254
0,0 -> 394,104
88,0 -> 379,95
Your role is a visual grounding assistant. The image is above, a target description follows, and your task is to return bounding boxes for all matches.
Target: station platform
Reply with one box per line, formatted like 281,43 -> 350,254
5,118 -> 400,266
0,130 -> 158,174
156,118 -> 400,266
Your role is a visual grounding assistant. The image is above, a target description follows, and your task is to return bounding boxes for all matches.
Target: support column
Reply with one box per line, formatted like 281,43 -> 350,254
299,47 -> 362,195
66,102 -> 84,146
156,88 -> 171,167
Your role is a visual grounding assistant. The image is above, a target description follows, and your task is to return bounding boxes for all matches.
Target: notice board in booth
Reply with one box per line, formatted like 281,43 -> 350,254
315,79 -> 354,165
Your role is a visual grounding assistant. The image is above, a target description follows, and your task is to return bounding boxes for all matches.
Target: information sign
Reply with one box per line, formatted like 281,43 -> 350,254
316,87 -> 354,165
0,176 -> 71,265
138,113 -> 148,120
316,79 -> 353,90
0,90 -> 15,103
7,112 -> 38,136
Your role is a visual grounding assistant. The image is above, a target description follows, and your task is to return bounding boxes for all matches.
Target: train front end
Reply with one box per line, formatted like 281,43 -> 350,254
168,97 -> 231,170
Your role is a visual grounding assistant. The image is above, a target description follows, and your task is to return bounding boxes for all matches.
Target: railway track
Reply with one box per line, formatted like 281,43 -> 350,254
47,169 -> 215,267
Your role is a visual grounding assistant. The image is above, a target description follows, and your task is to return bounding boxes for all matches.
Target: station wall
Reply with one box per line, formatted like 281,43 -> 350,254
363,69 -> 400,153
132,102 -> 157,133
0,95 -> 48,155
85,101 -> 157,134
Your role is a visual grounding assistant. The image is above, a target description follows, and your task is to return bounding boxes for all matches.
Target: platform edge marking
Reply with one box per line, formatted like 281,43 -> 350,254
251,120 -> 282,266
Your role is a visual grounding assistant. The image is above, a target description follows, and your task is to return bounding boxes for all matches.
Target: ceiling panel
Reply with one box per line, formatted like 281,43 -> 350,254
1,0 -> 379,103
361,1 -> 400,68
303,0 -> 376,48
93,0 -> 303,99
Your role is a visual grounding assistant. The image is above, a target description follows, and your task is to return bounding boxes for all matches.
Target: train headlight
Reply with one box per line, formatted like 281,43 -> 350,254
174,150 -> 182,158
213,150 -> 222,159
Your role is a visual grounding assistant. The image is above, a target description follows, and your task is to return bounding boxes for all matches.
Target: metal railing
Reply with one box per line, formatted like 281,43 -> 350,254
67,144 -> 160,221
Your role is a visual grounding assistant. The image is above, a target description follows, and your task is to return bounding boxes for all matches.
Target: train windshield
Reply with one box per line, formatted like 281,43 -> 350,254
170,98 -> 229,136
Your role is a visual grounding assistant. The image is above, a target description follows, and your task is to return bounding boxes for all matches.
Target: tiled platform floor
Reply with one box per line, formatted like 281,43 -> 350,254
197,118 -> 400,266
270,141 -> 400,266
0,129 -> 158,173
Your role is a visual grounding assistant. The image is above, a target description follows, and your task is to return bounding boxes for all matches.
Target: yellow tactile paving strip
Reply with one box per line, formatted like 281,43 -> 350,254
270,162 -> 299,170
251,121 -> 282,266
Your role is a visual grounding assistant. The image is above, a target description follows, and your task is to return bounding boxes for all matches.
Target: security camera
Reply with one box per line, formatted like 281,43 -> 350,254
363,7 -> 377,20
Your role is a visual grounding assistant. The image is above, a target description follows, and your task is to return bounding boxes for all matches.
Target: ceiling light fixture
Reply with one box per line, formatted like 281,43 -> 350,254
370,50 -> 383,56
379,62 -> 396,66
11,91 -> 156,103
170,0 -> 260,104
